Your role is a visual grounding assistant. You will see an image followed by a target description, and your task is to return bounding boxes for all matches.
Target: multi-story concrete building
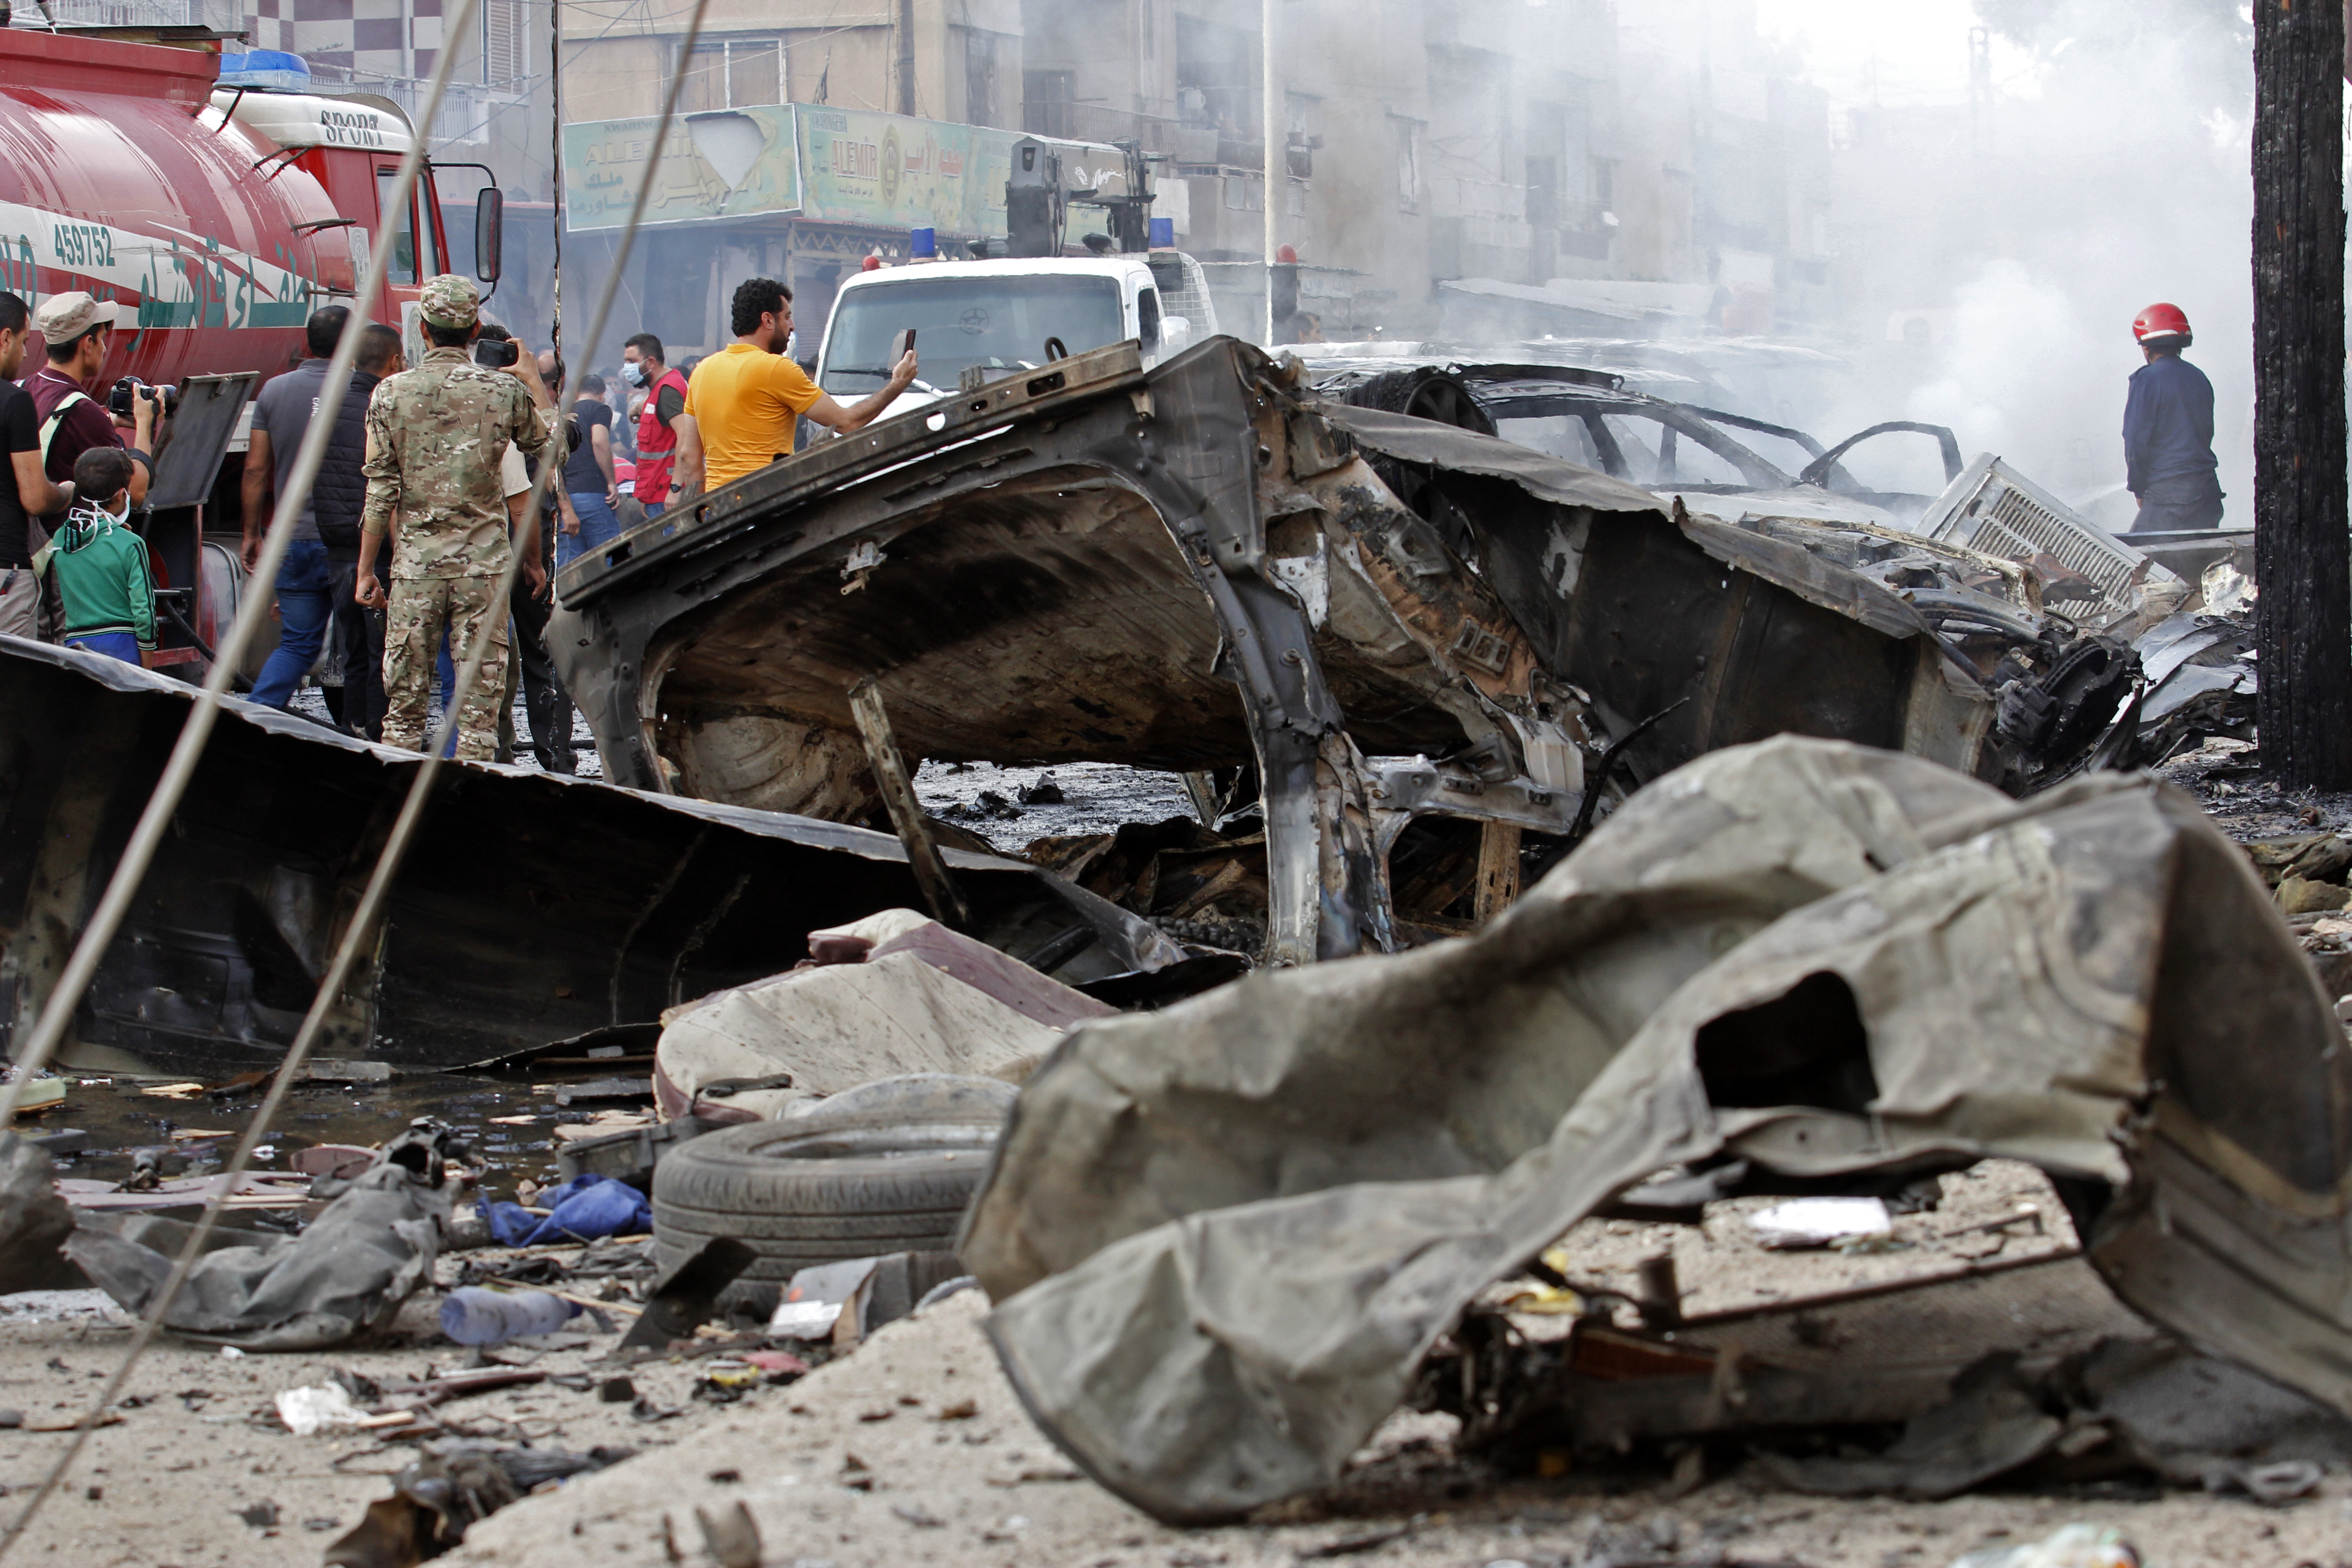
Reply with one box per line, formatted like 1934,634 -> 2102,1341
20,0 -> 1838,358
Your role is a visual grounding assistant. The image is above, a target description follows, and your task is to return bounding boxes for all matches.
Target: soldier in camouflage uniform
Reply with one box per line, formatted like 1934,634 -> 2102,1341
354,275 -> 554,760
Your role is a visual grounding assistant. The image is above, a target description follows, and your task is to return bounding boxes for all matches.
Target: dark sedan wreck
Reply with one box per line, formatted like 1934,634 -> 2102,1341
551,336 -> 2133,965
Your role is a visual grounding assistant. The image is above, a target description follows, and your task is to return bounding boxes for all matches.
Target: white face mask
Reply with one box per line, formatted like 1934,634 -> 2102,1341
784,329 -> 798,359
621,360 -> 647,387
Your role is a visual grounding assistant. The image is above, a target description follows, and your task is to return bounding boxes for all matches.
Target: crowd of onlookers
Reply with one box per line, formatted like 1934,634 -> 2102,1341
1,272 -> 920,772
0,285 -> 670,770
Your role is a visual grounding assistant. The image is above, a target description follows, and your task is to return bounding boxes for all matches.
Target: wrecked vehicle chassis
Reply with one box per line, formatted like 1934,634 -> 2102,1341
553,336 -> 2044,965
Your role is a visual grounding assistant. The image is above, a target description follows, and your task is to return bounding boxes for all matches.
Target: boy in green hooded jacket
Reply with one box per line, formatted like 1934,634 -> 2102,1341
46,446 -> 153,665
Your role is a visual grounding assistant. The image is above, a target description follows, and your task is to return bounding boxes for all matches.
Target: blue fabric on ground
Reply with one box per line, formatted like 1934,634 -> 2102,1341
477,1173 -> 651,1246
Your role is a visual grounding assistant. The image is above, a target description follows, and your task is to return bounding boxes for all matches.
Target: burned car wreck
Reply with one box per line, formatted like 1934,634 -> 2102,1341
552,337 -> 2138,963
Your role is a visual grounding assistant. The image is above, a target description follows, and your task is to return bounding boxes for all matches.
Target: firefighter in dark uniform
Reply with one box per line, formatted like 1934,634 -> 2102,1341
2122,302 -> 2223,534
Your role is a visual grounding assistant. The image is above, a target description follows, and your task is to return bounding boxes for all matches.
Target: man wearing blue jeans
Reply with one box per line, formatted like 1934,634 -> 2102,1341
245,307 -> 371,711
559,370 -> 623,572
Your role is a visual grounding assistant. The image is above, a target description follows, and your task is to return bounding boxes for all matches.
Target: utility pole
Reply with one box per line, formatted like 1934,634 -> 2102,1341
2252,0 -> 2351,788
1263,0 -> 1279,345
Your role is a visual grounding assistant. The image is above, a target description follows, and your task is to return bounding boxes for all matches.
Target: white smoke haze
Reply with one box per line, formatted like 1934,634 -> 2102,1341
1770,0 -> 2254,523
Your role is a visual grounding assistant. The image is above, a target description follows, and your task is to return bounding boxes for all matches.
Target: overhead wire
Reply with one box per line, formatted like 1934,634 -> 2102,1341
0,0 -> 713,1548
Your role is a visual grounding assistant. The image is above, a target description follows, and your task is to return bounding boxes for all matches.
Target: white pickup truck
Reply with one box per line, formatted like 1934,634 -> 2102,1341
813,251 -> 1220,414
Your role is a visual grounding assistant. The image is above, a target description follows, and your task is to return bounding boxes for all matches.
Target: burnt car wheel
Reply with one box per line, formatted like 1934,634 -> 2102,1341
1343,367 -> 1499,437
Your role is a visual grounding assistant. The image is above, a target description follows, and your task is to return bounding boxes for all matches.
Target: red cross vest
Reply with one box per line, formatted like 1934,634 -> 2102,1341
633,368 -> 691,504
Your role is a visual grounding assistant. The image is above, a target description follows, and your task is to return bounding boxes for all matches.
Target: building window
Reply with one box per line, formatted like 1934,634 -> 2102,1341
1023,69 -> 1075,137
1396,120 -> 1420,212
481,0 -> 527,86
681,38 -> 783,113
964,30 -> 1000,128
1176,13 -> 1254,132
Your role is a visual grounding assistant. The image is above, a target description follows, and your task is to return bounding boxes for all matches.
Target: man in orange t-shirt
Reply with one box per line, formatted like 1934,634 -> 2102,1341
675,277 -> 919,495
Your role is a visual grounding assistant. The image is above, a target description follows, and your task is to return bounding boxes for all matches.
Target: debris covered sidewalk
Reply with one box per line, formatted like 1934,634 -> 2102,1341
426,1172 -> 2352,1568
5,1186 -> 2344,1567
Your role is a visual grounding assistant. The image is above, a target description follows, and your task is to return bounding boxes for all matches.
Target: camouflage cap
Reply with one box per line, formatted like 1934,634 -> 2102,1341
418,274 -> 481,329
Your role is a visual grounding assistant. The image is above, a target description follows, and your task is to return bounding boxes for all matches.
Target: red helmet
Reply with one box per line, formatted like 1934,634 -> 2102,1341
2133,302 -> 2191,344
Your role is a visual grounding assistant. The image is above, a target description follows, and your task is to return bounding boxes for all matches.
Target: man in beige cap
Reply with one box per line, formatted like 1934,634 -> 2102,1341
353,274 -> 553,760
26,291 -> 154,514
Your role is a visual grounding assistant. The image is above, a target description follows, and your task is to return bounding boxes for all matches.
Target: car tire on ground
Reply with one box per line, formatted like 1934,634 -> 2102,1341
650,1116 -> 1000,1313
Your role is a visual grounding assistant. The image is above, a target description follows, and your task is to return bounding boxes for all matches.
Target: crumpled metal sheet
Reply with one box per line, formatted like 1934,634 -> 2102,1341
0,636 -> 1170,1076
964,736 -> 2347,1523
65,1122 -> 469,1350
1318,400 -> 1943,647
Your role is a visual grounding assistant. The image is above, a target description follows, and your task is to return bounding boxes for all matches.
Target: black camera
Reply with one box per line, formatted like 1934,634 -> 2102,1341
473,337 -> 519,369
107,377 -> 175,419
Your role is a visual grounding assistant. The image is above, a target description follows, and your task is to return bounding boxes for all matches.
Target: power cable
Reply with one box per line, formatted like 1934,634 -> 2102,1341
0,0 -> 713,1548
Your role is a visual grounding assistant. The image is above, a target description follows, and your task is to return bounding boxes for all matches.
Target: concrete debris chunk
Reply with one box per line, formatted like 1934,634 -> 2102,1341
1949,1524 -> 2140,1568
651,910 -> 1114,1122
275,1382 -> 369,1435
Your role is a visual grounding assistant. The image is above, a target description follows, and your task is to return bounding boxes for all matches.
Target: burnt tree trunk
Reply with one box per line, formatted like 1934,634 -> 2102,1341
2254,0 -> 2351,788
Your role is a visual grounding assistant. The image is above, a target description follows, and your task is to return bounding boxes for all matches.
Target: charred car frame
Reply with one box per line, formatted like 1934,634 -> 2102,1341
552,337 -> 2136,965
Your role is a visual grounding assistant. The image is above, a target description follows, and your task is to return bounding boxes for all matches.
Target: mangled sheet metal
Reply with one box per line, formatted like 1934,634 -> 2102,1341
0,637 -> 1169,1077
960,735 -> 2349,1523
1422,1250 -> 2352,1501
553,336 -> 2125,965
66,1120 -> 469,1350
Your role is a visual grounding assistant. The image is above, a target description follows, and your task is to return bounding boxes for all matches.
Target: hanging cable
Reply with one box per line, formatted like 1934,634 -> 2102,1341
0,0 -> 713,1550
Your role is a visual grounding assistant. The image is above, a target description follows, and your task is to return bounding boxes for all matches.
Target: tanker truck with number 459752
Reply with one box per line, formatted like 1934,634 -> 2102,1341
0,24 -> 501,678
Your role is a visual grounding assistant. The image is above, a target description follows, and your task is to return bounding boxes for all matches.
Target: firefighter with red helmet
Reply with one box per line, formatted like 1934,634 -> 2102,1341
2122,303 -> 2223,534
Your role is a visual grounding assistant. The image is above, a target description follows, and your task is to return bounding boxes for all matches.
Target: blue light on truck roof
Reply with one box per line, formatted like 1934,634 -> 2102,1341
217,51 -> 314,91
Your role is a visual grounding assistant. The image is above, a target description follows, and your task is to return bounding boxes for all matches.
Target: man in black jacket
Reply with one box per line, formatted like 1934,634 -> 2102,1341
242,311 -> 401,733
322,324 -> 405,737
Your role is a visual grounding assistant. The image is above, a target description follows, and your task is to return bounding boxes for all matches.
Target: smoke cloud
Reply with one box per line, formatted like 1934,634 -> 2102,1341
1804,0 -> 2256,524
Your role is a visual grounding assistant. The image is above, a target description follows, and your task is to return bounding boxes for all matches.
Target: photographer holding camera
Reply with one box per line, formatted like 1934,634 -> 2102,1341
27,293 -> 156,514
353,275 -> 552,761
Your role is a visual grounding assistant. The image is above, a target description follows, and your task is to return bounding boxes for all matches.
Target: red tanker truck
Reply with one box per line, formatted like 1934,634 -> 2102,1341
0,25 -> 500,677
